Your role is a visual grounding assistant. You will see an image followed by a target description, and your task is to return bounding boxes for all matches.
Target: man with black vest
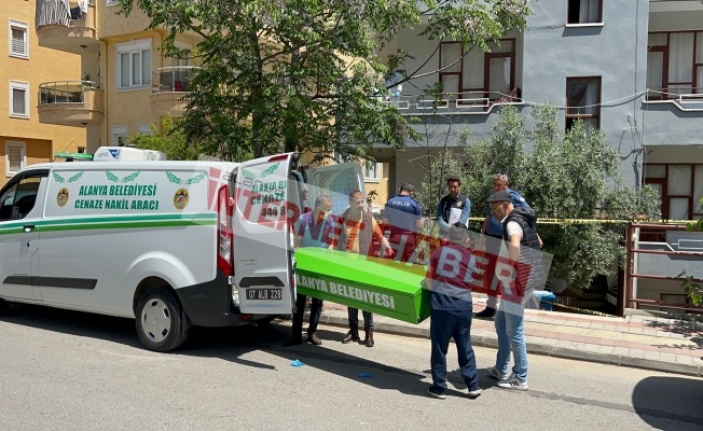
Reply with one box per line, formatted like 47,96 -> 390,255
486,190 -> 543,391
436,175 -> 470,238
476,173 -> 530,319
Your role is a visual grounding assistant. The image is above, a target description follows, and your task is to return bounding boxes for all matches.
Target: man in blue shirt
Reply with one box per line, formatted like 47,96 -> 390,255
437,175 -> 471,238
425,222 -> 481,399
476,173 -> 530,319
383,182 -> 424,263
282,195 -> 334,347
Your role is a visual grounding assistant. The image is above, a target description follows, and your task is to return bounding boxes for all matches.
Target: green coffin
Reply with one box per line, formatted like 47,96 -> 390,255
294,248 -> 431,324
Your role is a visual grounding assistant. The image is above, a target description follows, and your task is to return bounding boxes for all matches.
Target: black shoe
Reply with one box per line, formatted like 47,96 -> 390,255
363,331 -> 374,348
342,330 -> 360,344
475,307 -> 496,319
282,336 -> 303,347
428,387 -> 446,400
307,333 -> 322,346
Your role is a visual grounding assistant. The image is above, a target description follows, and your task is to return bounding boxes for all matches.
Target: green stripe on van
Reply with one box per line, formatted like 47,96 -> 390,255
0,213 -> 217,235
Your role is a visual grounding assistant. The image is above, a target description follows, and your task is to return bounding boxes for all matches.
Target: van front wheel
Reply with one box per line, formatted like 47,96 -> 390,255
136,287 -> 188,352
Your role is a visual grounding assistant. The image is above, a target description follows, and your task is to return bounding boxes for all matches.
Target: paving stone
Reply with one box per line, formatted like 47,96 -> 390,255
612,347 -> 629,357
597,346 -> 615,354
658,352 -> 678,363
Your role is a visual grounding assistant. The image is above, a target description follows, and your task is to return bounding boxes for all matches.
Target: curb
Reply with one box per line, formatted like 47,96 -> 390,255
309,312 -> 703,378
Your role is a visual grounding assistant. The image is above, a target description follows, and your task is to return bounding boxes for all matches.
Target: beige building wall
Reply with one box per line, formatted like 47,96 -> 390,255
0,0 -> 86,185
100,23 -> 201,144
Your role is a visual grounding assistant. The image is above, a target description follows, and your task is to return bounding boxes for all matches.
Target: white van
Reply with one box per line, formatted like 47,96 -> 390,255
0,147 -> 363,351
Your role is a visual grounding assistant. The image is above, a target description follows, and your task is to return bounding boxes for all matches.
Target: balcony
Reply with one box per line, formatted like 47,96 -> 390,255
645,88 -> 703,112
150,66 -> 199,114
379,91 -> 525,116
38,81 -> 104,126
36,0 -> 98,54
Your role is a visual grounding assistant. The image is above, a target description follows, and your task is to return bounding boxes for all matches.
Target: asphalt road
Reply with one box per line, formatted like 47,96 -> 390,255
1,305 -> 702,431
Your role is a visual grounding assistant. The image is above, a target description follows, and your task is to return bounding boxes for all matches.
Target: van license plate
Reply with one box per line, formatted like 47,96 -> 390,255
247,288 -> 282,300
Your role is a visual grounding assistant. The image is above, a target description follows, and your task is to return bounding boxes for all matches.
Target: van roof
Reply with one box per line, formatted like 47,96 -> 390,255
18,160 -> 241,174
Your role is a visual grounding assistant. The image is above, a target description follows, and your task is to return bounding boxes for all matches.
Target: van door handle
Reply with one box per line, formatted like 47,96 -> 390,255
24,224 -> 35,233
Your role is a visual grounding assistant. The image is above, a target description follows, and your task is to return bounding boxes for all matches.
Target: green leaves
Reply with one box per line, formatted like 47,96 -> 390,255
117,0 -> 529,160
418,104 -> 660,294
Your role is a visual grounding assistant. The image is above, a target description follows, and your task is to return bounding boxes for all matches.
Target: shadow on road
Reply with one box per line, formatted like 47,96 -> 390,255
187,325 -> 435,398
632,376 -> 703,430
1,303 -> 142,348
0,305 -> 437,398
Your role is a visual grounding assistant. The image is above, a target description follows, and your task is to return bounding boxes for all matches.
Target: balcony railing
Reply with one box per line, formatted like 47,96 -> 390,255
39,80 -> 99,105
378,91 -> 524,115
36,0 -> 94,28
645,88 -> 703,112
152,66 -> 200,94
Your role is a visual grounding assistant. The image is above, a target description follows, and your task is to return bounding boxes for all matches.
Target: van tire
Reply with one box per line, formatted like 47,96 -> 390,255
0,298 -> 9,314
136,287 -> 188,352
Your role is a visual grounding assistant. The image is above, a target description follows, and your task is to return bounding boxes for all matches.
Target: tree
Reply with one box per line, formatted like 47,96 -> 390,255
681,197 -> 703,305
417,104 -> 661,293
128,116 -> 208,160
118,0 -> 531,160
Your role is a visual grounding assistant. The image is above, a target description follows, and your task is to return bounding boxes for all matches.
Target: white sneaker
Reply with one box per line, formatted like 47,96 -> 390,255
467,387 -> 482,399
497,374 -> 528,391
489,367 -> 509,381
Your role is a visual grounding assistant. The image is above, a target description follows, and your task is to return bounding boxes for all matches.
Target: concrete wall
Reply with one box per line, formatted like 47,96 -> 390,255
99,2 -> 153,40
0,0 -> 87,184
521,0 -> 649,187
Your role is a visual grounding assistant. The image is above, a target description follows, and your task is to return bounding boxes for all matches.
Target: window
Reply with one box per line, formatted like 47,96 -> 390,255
111,125 -> 128,146
647,31 -> 703,99
333,151 -> 353,164
565,77 -> 601,131
106,0 -> 120,5
5,141 -> 26,177
0,175 -> 42,222
9,81 -> 29,118
9,20 -> 28,58
138,124 -> 153,135
644,163 -> 703,220
77,147 -> 86,153
116,40 -> 152,89
439,40 -> 515,101
364,161 -> 380,182
567,0 -> 602,25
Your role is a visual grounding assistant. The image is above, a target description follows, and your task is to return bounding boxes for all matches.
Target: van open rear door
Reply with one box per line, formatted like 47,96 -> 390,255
233,153 -> 301,315
305,162 -> 365,216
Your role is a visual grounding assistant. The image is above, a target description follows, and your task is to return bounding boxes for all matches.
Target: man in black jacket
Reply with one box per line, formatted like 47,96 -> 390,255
485,190 -> 543,391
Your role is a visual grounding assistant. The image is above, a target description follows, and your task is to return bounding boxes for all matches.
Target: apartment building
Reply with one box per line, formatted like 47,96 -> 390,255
0,0 -> 86,186
35,0 -> 198,155
375,0 -> 703,311
376,0 -> 703,222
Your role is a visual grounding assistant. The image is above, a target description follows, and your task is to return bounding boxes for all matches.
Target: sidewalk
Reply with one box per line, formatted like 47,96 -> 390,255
305,295 -> 703,377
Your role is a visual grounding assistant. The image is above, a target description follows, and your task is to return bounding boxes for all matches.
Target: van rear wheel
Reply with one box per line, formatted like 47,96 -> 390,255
136,287 -> 188,352
0,298 -> 9,314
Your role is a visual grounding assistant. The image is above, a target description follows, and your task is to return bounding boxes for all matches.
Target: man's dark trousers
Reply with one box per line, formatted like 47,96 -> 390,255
292,293 -> 323,336
347,307 -> 373,333
430,308 -> 479,391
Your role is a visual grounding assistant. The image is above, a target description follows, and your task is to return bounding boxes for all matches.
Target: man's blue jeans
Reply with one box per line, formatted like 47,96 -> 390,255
494,302 -> 528,381
430,308 -> 480,392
